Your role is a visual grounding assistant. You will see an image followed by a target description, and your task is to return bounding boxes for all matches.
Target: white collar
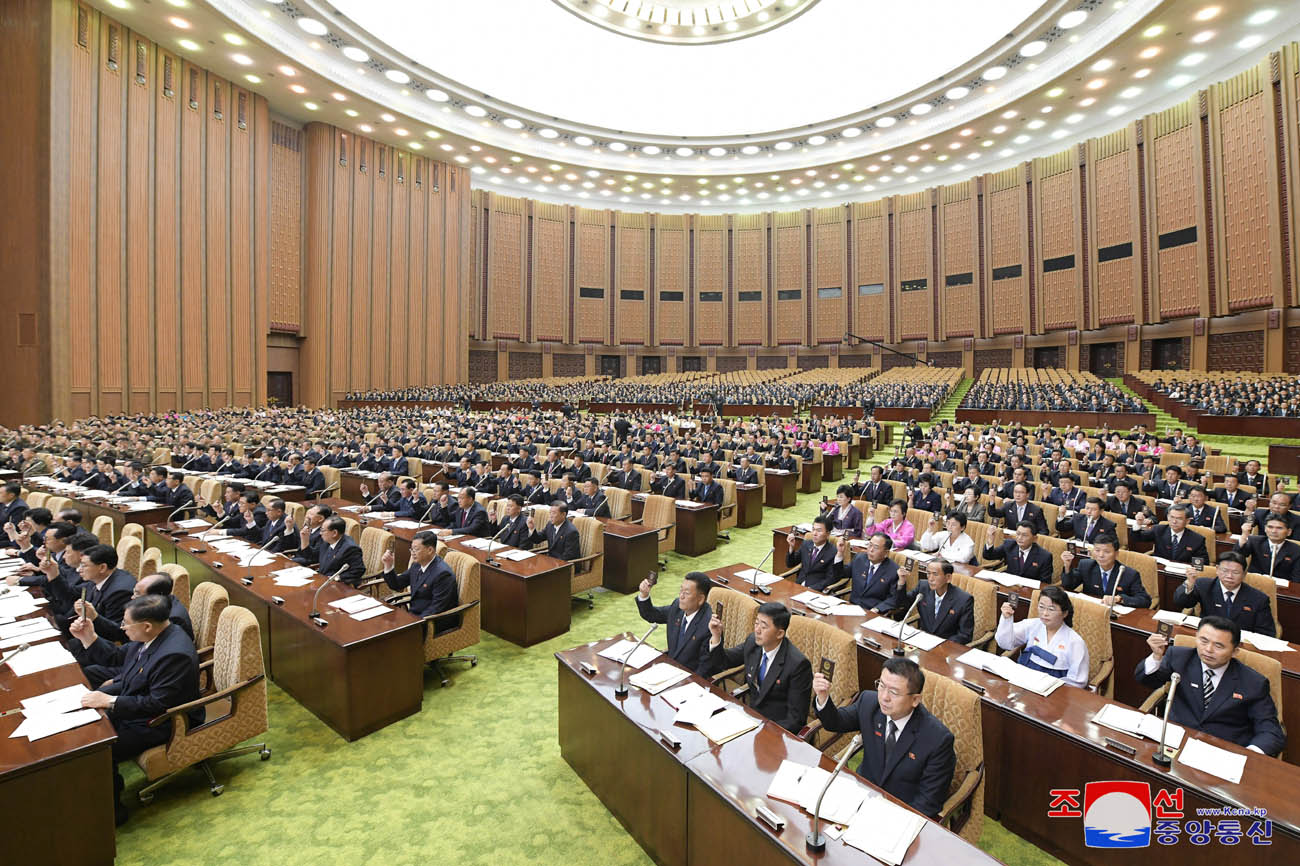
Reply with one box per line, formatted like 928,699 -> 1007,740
884,709 -> 915,736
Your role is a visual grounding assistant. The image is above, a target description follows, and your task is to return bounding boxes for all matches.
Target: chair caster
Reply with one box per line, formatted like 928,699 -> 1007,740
470,659 -> 478,667
259,748 -> 272,761
210,784 -> 224,797
138,791 -> 154,805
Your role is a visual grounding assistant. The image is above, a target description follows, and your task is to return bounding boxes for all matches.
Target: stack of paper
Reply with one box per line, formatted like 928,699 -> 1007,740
695,705 -> 760,745
955,648 -> 1066,696
20,683 -> 90,714
765,760 -> 810,803
828,603 -> 867,616
9,707 -> 101,741
1063,590 -> 1134,617
0,618 -> 60,649
1178,737 -> 1247,784
973,569 -> 1042,590
174,518 -> 211,529
328,595 -> 384,615
842,794 -> 926,865
1153,610 -> 1201,629
3,641 -> 77,677
859,617 -> 946,650
460,538 -> 496,551
1275,577 -> 1290,588
1093,703 -> 1185,748
660,682 -> 709,709
628,663 -> 691,695
497,549 -> 535,561
1240,631 -> 1293,653
790,764 -> 872,825
0,592 -> 41,618
734,568 -> 783,586
672,690 -> 728,725
674,499 -> 697,508
368,512 -> 397,521
596,639 -> 662,671
1154,557 -> 1193,576
386,520 -> 426,530
900,550 -> 935,563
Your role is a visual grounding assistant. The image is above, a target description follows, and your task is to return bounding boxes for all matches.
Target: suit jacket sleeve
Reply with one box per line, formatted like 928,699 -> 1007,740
814,693 -> 863,734
1120,568 -> 1152,609
706,640 -> 747,677
1247,680 -> 1287,755
776,654 -> 814,733
635,595 -> 670,625
104,650 -> 194,722
955,594 -> 975,645
561,527 -> 581,561
914,724 -> 958,820
1170,578 -> 1199,611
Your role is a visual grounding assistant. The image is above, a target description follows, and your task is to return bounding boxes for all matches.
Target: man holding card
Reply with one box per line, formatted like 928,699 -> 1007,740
1135,615 -> 1285,756
635,570 -> 712,674
706,601 -> 812,733
379,531 -> 459,635
810,657 -> 955,818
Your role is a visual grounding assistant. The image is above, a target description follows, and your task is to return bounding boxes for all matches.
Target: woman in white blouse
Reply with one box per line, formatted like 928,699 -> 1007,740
995,585 -> 1091,689
918,511 -> 976,565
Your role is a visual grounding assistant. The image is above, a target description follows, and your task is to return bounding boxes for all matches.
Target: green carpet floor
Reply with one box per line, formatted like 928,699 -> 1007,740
112,463 -> 1066,866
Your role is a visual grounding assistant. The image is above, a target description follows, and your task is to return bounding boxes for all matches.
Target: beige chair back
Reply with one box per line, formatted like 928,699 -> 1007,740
603,486 -> 632,520
717,479 -> 738,531
571,515 -> 605,596
921,673 -> 985,843
786,615 -> 855,744
26,491 -> 47,509
91,515 -> 114,546
641,494 -> 677,553
341,517 -> 362,544
191,581 -> 230,652
1116,549 -> 1160,608
116,535 -> 143,580
120,523 -> 144,543
949,573 -> 996,649
422,549 -> 481,663
159,563 -> 191,608
140,547 -> 163,580
707,586 -> 758,645
1171,635 -> 1283,729
359,526 -> 394,577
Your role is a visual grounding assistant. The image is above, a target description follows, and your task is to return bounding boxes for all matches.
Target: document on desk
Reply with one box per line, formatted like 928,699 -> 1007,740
1063,591 -> 1134,617
900,549 -> 935,563
4,640 -> 77,677
791,765 -> 871,825
1153,610 -> 1201,629
235,551 -> 276,568
350,605 -> 392,622
10,708 -> 102,742
1275,577 -> 1290,588
273,565 -> 318,581
1,627 -> 61,649
765,760 -> 809,804
20,683 -> 90,715
174,518 -> 211,529
497,549 -> 536,561
695,706 -> 760,745
828,603 -> 867,616
1093,703 -> 1185,749
660,682 -> 708,709
0,595 -> 40,617
596,639 -> 662,670
328,595 -> 383,614
385,520 -> 425,530
460,538 -> 496,551
628,662 -> 690,695
124,502 -> 162,512
734,568 -> 783,586
1178,737 -> 1247,784
0,617 -> 55,641
974,569 -> 1043,590
1154,557 -> 1193,576
672,690 -> 728,726
842,795 -> 926,866
955,648 -> 1066,696
674,500 -> 698,508
1240,630 -> 1294,652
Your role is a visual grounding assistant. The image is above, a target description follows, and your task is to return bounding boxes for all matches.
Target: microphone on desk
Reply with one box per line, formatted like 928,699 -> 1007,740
1152,671 -> 1180,767
212,461 -> 231,477
894,589 -> 923,653
243,531 -> 282,570
166,501 -> 200,524
315,482 -> 340,500
417,496 -> 441,525
484,520 -> 512,567
749,546 -> 774,596
309,565 -> 351,622
615,623 -> 659,698
252,463 -> 274,482
178,454 -> 200,471
79,471 -> 100,488
806,732 -> 864,852
110,477 -> 134,495
0,642 -> 32,673
200,508 -> 238,540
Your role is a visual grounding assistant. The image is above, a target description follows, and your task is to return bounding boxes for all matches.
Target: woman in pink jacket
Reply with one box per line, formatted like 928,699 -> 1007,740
875,499 -> 916,549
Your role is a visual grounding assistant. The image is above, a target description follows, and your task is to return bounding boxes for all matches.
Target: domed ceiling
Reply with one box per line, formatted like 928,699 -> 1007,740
99,0 -> 1300,212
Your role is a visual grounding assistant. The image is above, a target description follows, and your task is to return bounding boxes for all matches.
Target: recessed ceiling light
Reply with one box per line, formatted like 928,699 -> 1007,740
278,65 -> 296,77
1065,113 -> 1084,124
1179,53 -> 1206,67
807,135 -> 827,145
1047,87 -> 1064,97
1050,129 -> 1069,139
675,146 -> 693,156
106,0 -> 128,7
296,18 -> 328,36
1091,58 -> 1114,72
304,102 -> 319,111
741,145 -> 760,155
177,39 -> 199,51
1248,9 -> 1278,26
874,116 -> 896,128
359,124 -> 373,133
165,0 -> 187,6
440,143 -> 454,151
1020,41 -> 1046,57
708,146 -> 727,157
1142,25 -> 1165,38
1138,46 -> 1160,60
1119,86 -> 1141,99
774,140 -> 794,150
343,108 -> 358,117
245,74 -> 262,84
426,130 -> 441,139
1168,73 -> 1194,88
1001,110 -> 1018,120
1237,35 -> 1264,50
608,141 -> 628,151
992,124 -> 1006,133
1107,105 -> 1128,117
1192,30 -> 1215,44
1027,119 -> 1045,130
464,105 -> 488,117
959,128 -> 974,136
1013,134 -> 1031,144
945,86 -> 970,100
168,16 -> 191,29
573,135 -> 593,146
1058,10 -> 1088,28
223,33 -> 245,46
1133,68 -> 1151,79
1079,97 -> 1096,107
1086,78 -> 1107,89
538,128 -> 559,139
1194,6 -> 1220,21
423,90 -> 449,104
289,84 -> 306,94
1041,106 -> 1053,113
230,53 -> 253,66
385,69 -> 410,84
642,145 -> 661,155
658,24 -> 672,34
910,103 -> 932,115
983,66 -> 1007,81
342,46 -> 369,63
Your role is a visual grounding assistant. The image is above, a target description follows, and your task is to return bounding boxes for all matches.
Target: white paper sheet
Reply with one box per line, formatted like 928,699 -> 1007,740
695,706 -> 760,745
628,663 -> 691,695
765,759 -> 808,803
271,575 -> 314,587
1240,630 -> 1294,653
385,520 -> 426,530
595,639 -> 662,670
672,690 -> 728,726
497,549 -> 536,561
1178,737 -> 1247,784
0,628 -> 60,649
3,641 -> 77,677
20,684 -> 91,715
350,605 -> 392,622
9,708 -> 102,741
0,617 -> 54,641
734,568 -> 783,586
329,594 -> 383,614
842,795 -> 926,865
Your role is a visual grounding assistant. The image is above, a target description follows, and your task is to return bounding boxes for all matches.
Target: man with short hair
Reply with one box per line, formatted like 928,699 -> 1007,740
76,571 -> 194,649
575,478 -> 611,518
1132,504 -> 1209,562
1172,551 -> 1275,637
292,504 -> 332,566
1136,615 -> 1284,755
1237,515 -> 1300,582
69,544 -> 136,637
315,516 -> 366,587
982,522 -> 1054,584
1059,496 -> 1115,544
380,531 -> 459,634
894,560 -> 975,644
0,483 -> 28,548
525,502 -> 580,560
1184,485 -> 1228,534
490,495 -> 532,548
832,531 -> 900,614
448,488 -> 490,537
811,656 -> 955,818
359,472 -> 401,513
989,482 -> 1048,535
1061,535 -> 1150,608
690,467 -> 723,508
394,479 -> 429,519
636,571 -> 714,674
785,516 -> 837,591
706,601 -> 812,732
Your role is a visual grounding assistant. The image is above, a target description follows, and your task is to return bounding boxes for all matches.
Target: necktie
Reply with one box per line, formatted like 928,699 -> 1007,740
1171,533 -> 1181,550
758,653 -> 769,684
934,593 -> 942,616
867,564 -> 876,584
1270,545 -> 1279,577
884,720 -> 898,761
1101,569 -> 1112,595
1224,590 -> 1234,607
680,616 -> 688,641
1202,667 -> 1215,710
1086,520 -> 1094,540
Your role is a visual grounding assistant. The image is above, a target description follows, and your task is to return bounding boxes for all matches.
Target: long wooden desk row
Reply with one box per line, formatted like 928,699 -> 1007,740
0,592 -> 117,866
557,637 -> 997,866
706,563 -> 1300,864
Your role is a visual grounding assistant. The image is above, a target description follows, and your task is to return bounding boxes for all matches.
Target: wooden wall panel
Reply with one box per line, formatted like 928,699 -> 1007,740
205,77 -> 230,405
733,215 -> 765,345
1089,130 -> 1140,327
445,165 -> 470,385
533,202 -> 568,342
178,64 -> 206,408
772,213 -> 805,345
349,136 -> 372,392
96,20 -> 125,413
617,214 -> 649,344
895,195 -> 931,341
939,184 -> 977,338
269,123 -> 302,333
1213,69 -> 1276,312
66,5 -> 95,419
852,202 -> 887,342
426,166 -> 447,384
656,215 -> 687,345
126,35 -> 152,412
329,131 -> 352,402
488,193 -> 524,339
696,216 -> 726,345
230,87 -> 255,406
1035,153 -> 1081,331
389,152 -> 411,385
152,50 -> 180,411
575,212 -> 608,342
1149,103 -> 1203,320
406,157 -> 426,385
987,169 -> 1028,335
813,208 -> 845,344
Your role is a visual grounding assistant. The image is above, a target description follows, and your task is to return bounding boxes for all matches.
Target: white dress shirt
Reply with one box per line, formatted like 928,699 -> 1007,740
919,529 -> 975,564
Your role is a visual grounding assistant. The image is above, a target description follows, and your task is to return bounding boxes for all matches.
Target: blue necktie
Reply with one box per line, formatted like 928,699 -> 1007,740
758,653 -> 768,683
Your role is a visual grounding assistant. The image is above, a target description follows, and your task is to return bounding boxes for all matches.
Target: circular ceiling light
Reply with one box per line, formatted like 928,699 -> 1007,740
874,116 -> 896,128
342,46 -> 369,63
573,135 -> 594,146
675,146 -> 694,156
741,145 -> 760,154
1020,41 -> 1046,57
380,113 -> 395,122
983,66 -> 1007,81
607,141 -> 627,151
946,86 -> 970,100
1058,10 -> 1088,29
1091,58 -> 1114,71
642,145 -> 661,155
841,126 -> 862,137
463,105 -> 486,117
297,18 -> 328,36
538,128 -> 559,139
277,64 -> 296,77
1248,9 -> 1277,25
707,146 -> 727,156
426,89 -> 449,102
230,54 -> 253,66
910,103 -> 932,115
774,141 -> 794,150
223,34 -> 245,46
177,39 -> 200,51
807,135 -> 827,145
384,69 -> 410,84
502,117 -> 523,129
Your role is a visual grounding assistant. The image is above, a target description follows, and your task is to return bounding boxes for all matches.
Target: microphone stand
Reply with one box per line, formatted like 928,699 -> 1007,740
79,472 -> 100,489
894,590 -> 923,652
0,642 -> 32,673
614,623 -> 659,698
750,546 -> 774,596
165,501 -> 199,527
1152,671 -> 1181,767
484,520 -> 511,568
806,733 -> 865,852
309,565 -> 350,623
200,508 -> 238,541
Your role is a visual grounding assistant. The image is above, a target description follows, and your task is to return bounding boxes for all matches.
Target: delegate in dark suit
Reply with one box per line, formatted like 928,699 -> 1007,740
1236,535 -> 1300,581
786,540 -> 838,592
316,537 -> 367,587
982,540 -> 1054,584
1172,577 -> 1276,637
896,583 -> 975,644
1130,524 -> 1209,563
382,557 -> 460,634
78,569 -> 137,639
814,691 -> 955,818
652,475 -> 686,499
707,636 -> 812,732
990,500 -> 1049,535
90,596 -> 195,646
1135,646 -> 1284,755
834,554 -> 899,613
1062,558 -> 1151,608
450,502 -> 490,537
491,512 -> 532,548
691,481 -> 724,508
528,519 -> 581,561
1061,513 -> 1116,544
636,596 -> 712,674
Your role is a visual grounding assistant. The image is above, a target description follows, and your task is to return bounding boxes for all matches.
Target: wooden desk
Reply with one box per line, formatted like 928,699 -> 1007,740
0,605 -> 118,866
145,525 -> 423,741
765,469 -> 798,509
1157,568 -> 1300,639
556,638 -> 998,866
705,563 -> 1300,864
630,496 -> 719,557
823,452 -> 844,482
798,459 -> 823,495
21,480 -> 172,532
596,519 -> 660,593
735,483 -> 763,528
1269,445 -> 1300,477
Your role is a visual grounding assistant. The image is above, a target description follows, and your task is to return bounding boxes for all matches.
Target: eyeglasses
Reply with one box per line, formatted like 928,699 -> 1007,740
874,679 -> 913,700
1037,604 -> 1061,615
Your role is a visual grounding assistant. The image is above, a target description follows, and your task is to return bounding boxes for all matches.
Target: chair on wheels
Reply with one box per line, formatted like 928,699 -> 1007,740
190,582 -> 230,690
632,494 -> 676,571
403,547 -> 481,687
569,515 -> 605,609
134,606 -> 270,803
358,526 -> 395,598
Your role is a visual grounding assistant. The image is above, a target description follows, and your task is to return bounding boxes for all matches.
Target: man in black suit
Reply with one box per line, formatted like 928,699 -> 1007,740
895,560 -> 975,645
518,472 -> 550,507
1058,496 -> 1115,544
785,517 -> 837,591
315,516 -> 366,587
255,498 -> 298,554
772,446 -> 798,473
390,479 -> 427,520
1132,504 -> 1209,563
989,483 -> 1048,535
651,464 -> 687,499
1184,486 -> 1228,534
1135,615 -> 1284,755
161,472 -> 195,514
380,531 -> 460,634
635,571 -> 713,674
1213,475 -> 1250,511
292,504 -> 332,566
447,488 -> 490,537
76,571 -> 194,653
299,457 -> 327,497
833,532 -> 900,614
575,479 -> 612,518
224,491 -> 270,541
0,483 -> 29,549
1237,459 -> 1269,497
695,452 -> 721,478
1104,482 -> 1141,519
982,523 -> 1055,585
811,656 -> 955,818
609,458 -> 643,491
1061,535 -> 1151,608
1241,492 -> 1300,541
690,467 -> 724,508
525,502 -> 581,561
358,472 -> 401,513
1173,551 -> 1275,636
730,456 -> 759,485
490,495 -> 532,548
706,601 -> 812,733
71,594 -> 203,825
1237,513 -> 1300,581
67,543 -> 136,638
1145,464 -> 1189,501
951,465 -> 989,499
568,455 -> 593,484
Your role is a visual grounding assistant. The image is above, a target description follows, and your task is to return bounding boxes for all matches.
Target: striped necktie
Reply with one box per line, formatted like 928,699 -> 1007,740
1202,667 -> 1215,710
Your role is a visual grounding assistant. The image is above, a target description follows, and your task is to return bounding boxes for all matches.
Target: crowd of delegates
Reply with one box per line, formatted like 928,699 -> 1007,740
342,375 -> 954,412
960,379 -> 1145,413
1151,376 -> 1300,417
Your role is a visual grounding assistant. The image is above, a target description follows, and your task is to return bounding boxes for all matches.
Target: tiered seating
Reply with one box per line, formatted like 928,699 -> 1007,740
961,369 -> 1145,413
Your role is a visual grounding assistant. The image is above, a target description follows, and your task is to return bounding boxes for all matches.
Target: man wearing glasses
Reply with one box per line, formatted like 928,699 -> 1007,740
810,656 -> 955,818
